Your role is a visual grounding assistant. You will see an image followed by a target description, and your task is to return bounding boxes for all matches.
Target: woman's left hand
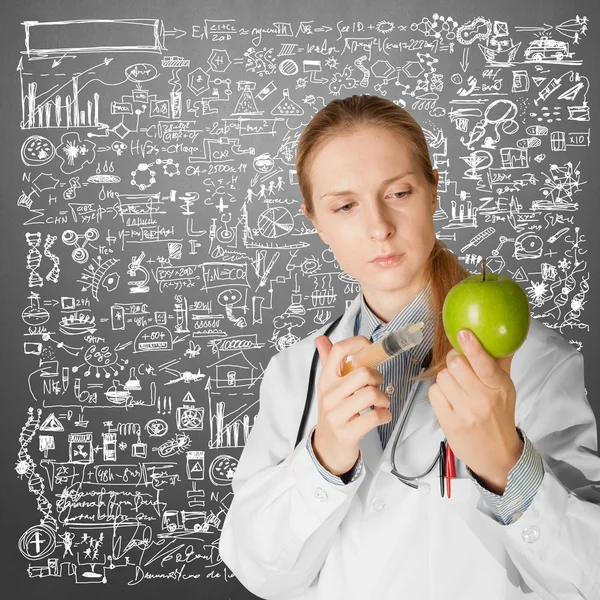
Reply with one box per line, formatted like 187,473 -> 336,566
428,329 -> 524,495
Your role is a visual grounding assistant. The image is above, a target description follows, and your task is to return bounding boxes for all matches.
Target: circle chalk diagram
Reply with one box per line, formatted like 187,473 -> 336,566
18,524 -> 57,560
21,135 -> 56,166
256,207 -> 294,238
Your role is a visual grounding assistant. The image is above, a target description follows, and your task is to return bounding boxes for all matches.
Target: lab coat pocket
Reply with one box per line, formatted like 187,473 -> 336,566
446,476 -> 481,504
426,476 -> 520,599
426,475 -> 484,519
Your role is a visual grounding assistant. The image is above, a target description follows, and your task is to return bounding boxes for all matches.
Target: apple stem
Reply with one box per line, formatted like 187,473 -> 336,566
482,257 -> 486,281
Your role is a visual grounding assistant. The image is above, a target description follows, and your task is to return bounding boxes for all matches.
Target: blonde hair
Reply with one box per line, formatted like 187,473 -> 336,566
296,94 -> 471,382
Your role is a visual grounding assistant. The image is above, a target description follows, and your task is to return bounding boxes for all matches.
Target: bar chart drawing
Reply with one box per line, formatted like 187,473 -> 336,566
19,58 -> 110,130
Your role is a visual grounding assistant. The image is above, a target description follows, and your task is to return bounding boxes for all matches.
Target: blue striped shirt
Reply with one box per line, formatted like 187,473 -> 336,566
307,280 -> 545,525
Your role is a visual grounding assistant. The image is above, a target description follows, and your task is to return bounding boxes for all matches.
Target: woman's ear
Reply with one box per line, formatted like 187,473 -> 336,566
301,203 -> 328,244
317,230 -> 328,245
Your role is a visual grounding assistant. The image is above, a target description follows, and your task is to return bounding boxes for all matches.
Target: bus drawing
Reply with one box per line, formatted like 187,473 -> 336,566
162,509 -> 208,533
524,37 -> 572,61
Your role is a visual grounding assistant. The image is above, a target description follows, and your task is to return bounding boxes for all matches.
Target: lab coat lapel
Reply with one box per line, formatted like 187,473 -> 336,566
324,294 -> 439,477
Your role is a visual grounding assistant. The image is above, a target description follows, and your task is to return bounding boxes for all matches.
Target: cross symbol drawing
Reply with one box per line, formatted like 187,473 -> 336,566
29,530 -> 44,554
216,197 -> 229,213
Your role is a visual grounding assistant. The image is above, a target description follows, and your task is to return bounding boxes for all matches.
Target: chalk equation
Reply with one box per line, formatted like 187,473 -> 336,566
14,14 -> 590,585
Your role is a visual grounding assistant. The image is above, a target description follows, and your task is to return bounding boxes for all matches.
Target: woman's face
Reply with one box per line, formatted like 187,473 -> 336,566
302,125 -> 439,318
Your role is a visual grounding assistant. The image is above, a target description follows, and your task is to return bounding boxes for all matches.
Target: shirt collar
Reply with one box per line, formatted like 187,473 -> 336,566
355,279 -> 435,366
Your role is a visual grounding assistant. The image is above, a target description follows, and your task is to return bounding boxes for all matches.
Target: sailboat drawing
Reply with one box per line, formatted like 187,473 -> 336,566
478,41 -> 521,65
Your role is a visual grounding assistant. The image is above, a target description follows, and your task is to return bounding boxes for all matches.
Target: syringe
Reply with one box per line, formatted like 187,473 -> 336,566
341,320 -> 425,376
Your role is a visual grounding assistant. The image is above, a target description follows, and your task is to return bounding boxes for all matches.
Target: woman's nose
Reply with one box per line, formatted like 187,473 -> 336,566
367,202 -> 395,241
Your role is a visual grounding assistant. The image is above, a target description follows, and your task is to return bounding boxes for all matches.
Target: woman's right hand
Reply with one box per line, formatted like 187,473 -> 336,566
311,335 -> 392,476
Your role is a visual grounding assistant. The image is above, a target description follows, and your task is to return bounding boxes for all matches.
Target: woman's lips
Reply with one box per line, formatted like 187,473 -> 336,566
371,253 -> 404,267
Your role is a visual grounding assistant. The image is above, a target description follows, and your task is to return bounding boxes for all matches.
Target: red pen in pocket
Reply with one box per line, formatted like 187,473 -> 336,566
445,443 -> 456,498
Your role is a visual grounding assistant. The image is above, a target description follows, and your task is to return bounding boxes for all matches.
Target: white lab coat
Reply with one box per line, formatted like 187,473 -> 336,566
218,292 -> 600,600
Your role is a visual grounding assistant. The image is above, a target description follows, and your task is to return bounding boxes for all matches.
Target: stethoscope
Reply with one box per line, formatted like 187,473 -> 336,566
295,314 -> 448,492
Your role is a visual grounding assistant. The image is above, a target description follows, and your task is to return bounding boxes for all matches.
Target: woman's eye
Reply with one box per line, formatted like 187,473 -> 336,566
391,191 -> 410,199
334,203 -> 354,213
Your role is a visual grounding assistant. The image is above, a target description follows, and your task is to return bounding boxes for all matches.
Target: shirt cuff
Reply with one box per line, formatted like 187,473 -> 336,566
306,425 -> 364,485
466,427 -> 545,525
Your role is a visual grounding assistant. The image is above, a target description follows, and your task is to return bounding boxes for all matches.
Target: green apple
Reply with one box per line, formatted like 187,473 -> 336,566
442,258 -> 531,358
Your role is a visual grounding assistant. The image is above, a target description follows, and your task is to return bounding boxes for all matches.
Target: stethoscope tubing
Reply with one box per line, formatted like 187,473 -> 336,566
296,315 -> 441,491
389,369 -> 446,489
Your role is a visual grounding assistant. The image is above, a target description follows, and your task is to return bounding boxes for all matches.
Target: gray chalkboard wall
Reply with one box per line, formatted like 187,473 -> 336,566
2,0 -> 599,597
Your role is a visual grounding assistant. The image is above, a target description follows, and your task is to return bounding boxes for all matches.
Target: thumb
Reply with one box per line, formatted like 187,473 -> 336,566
458,329 -> 509,388
315,335 -> 333,366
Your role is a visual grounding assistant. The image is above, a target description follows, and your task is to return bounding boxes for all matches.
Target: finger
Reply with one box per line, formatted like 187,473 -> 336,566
323,336 -> 373,378
445,350 -> 484,398
495,353 -> 515,376
343,385 -> 390,420
315,336 -> 333,366
436,366 -> 468,413
456,329 -> 506,390
345,397 -> 393,440
322,365 -> 384,408
428,381 -> 454,428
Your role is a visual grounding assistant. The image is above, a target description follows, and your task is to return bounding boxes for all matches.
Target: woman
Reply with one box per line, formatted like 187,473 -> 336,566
218,95 -> 600,599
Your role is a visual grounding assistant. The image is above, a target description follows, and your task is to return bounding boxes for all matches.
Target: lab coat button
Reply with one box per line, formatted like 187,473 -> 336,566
314,487 -> 328,502
522,525 -> 540,543
372,497 -> 386,512
385,384 -> 395,395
